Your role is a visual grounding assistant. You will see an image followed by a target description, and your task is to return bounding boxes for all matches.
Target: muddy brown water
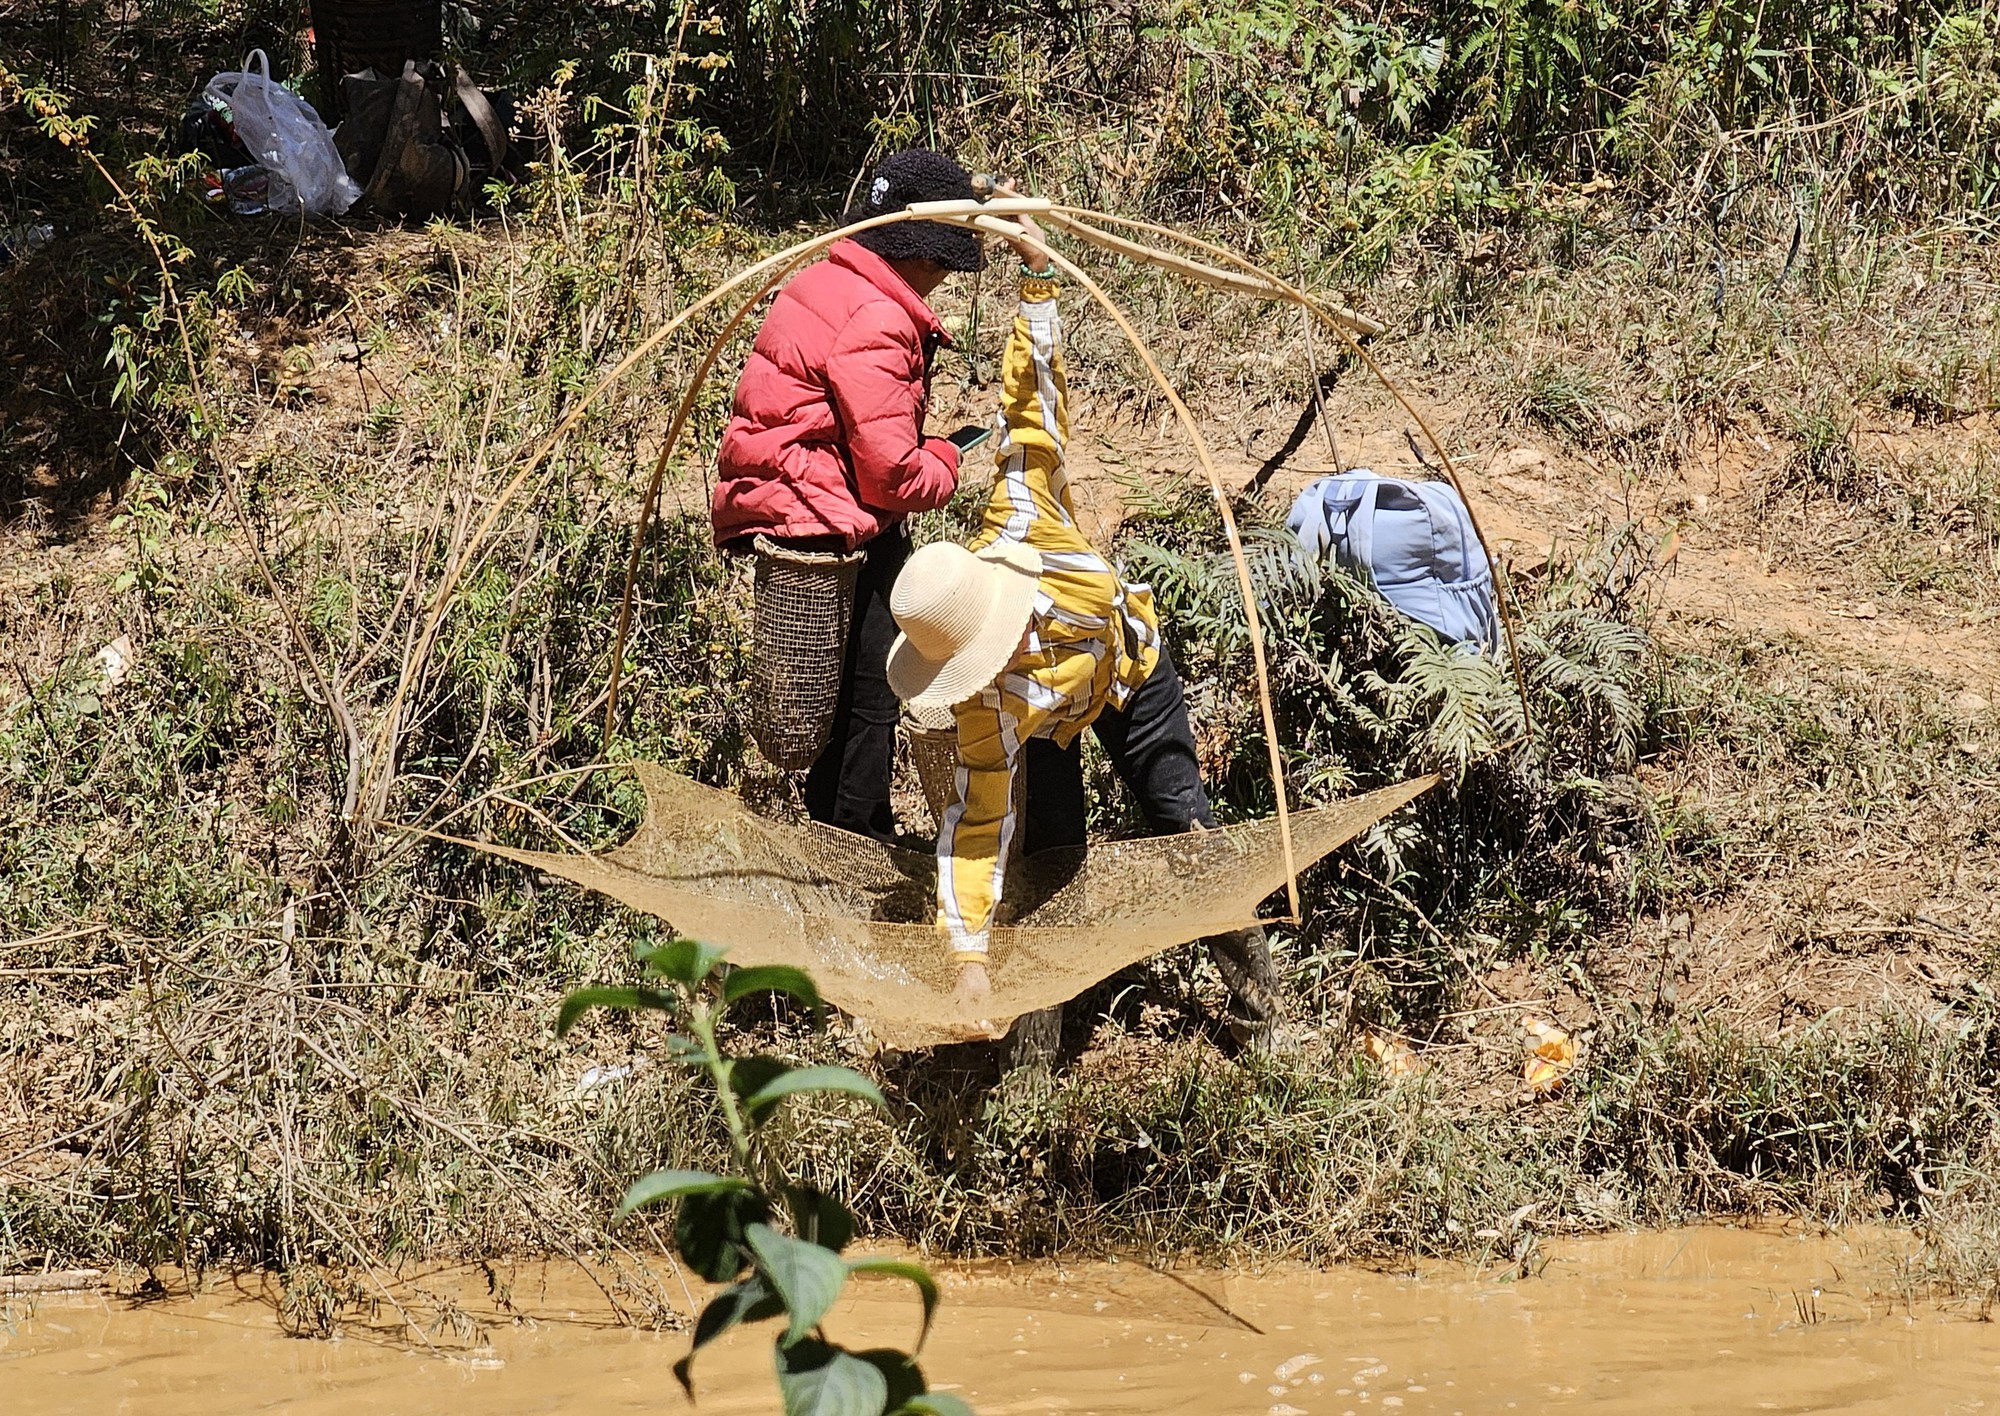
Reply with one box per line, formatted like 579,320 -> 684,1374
4,1228 -> 1996,1414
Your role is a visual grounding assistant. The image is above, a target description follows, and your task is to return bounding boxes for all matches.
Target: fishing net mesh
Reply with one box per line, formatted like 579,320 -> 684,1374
463,763 -> 1433,1044
747,536 -> 866,770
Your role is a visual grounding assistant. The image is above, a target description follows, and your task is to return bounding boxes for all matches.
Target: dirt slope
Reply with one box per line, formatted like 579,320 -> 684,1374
926,353 -> 1999,1064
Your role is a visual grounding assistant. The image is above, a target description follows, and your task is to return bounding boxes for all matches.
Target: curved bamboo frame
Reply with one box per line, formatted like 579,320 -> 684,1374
459,195 -> 1532,930
599,198 -> 1315,917
362,232 -> 844,811
1040,208 -> 1536,736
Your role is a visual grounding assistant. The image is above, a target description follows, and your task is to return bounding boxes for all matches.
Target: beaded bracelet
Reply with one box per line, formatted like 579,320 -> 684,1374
1018,261 -> 1059,280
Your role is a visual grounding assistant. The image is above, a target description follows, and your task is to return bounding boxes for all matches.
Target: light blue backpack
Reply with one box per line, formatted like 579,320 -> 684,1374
1286,469 -> 1501,652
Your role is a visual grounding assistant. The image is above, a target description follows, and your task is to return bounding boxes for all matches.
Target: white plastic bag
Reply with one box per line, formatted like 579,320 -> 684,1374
203,50 -> 360,217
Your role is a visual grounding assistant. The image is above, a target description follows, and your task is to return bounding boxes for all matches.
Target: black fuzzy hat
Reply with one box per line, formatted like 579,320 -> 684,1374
843,149 -> 987,273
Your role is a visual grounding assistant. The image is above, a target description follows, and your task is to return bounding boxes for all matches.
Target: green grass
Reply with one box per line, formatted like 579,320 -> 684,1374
4,0 -> 2000,1308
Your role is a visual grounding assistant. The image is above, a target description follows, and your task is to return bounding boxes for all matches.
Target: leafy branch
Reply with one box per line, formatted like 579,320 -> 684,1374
560,943 -> 971,1416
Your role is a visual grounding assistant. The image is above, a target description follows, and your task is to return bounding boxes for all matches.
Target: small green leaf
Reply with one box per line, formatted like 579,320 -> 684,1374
722,964 -> 824,1013
674,1276 -> 785,1396
747,1222 -> 849,1345
847,1258 -> 939,1349
776,1339 -> 889,1416
662,1033 -> 711,1066
555,985 -> 677,1036
638,937 -> 727,984
614,1168 -> 751,1220
895,1394 -> 976,1416
677,1188 -> 769,1283
728,1054 -> 793,1116
854,1349 -> 926,1411
743,1065 -> 887,1119
787,1185 -> 857,1253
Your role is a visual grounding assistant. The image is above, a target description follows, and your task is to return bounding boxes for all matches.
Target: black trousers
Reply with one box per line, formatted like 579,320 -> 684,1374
1008,646 -> 1282,1066
801,529 -> 908,844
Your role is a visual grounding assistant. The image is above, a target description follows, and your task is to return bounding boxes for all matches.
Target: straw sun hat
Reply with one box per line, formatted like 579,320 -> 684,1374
886,540 -> 1044,716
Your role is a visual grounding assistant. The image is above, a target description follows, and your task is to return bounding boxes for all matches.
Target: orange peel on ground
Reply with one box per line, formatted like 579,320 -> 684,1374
1521,1017 -> 1578,1094
1360,1030 -> 1424,1077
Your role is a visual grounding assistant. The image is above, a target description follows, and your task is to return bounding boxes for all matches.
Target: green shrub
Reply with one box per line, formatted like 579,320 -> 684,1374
1121,497 -> 1665,1021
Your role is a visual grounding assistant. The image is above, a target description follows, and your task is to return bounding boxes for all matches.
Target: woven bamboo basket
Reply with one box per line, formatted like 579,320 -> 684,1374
903,715 -> 961,826
308,0 -> 441,112
747,535 -> 866,771
902,709 -> 1027,833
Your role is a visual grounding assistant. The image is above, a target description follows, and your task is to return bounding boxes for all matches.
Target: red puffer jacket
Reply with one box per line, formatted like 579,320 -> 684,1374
712,240 -> 961,549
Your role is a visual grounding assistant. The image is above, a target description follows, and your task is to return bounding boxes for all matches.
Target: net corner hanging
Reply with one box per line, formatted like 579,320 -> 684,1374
460,762 -> 1436,1046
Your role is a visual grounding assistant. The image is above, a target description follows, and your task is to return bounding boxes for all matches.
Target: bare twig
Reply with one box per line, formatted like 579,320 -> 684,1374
7,658 -> 62,752
1300,301 -> 1342,470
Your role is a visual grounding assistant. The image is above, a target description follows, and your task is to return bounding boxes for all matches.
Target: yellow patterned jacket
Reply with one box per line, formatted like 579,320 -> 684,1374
936,283 -> 1162,961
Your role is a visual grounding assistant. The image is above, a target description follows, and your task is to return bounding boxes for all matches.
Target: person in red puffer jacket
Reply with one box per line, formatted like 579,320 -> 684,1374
714,150 -> 986,842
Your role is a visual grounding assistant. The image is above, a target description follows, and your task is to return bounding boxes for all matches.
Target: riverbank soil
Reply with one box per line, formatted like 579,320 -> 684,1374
5,0 -> 2000,1309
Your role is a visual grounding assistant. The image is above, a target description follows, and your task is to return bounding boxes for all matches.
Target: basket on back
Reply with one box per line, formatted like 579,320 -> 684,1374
308,0 -> 441,113
747,535 -> 867,771
902,709 -> 1026,836
903,714 -> 961,827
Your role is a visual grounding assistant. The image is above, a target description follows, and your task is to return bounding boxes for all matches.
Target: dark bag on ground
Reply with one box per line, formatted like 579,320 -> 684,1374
178,91 -> 254,169
334,61 -> 512,220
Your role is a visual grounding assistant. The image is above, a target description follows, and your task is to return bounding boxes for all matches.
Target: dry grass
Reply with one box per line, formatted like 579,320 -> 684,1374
4,4 -> 1999,1311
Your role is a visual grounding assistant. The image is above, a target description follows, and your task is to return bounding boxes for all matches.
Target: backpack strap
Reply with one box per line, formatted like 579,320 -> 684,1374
1340,474 -> 1387,582
1315,481 -> 1356,555
453,66 -> 507,176
1289,471 -> 1376,564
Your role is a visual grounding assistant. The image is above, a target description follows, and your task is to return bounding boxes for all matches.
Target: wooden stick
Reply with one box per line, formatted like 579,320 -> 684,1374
0,1269 -> 104,1295
924,201 -> 1384,335
1047,208 -> 1379,336
905,196 -> 1054,217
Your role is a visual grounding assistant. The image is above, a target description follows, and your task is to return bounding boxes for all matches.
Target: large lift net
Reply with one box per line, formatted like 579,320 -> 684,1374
465,764 -> 1433,1043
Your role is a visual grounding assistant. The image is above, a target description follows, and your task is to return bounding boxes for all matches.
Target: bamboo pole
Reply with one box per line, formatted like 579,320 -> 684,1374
362,236 -> 823,814
1046,216 -> 1384,336
1041,208 -> 1538,741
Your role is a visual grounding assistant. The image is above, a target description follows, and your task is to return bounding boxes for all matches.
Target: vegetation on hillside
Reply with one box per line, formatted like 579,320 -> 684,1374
2,0 -> 1996,1320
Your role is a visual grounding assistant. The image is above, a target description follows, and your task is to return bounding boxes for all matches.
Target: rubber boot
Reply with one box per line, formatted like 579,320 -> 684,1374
991,1004 -> 1063,1115
1205,925 -> 1285,1056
